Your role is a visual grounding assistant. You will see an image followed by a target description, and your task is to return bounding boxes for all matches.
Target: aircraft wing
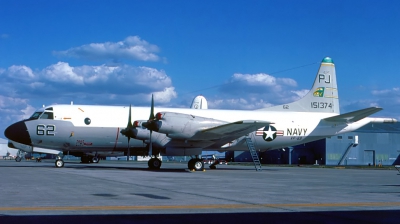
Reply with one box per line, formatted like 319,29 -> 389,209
189,120 -> 272,141
323,107 -> 382,123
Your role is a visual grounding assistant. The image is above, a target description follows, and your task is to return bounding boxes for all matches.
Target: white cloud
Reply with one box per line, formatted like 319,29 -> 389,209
20,105 -> 36,119
153,87 -> 177,103
0,95 -> 28,108
215,72 -> 301,109
291,89 -> 309,98
232,73 -> 276,86
0,62 -> 177,107
278,78 -> 297,87
54,36 -> 161,62
208,97 -> 274,110
372,87 -> 400,96
340,86 -> 400,118
29,82 -> 46,89
230,73 -> 297,87
6,65 -> 35,80
3,62 -> 173,91
0,95 -> 33,122
42,62 -> 84,85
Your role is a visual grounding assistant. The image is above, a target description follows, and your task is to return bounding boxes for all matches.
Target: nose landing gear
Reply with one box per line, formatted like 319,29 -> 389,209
55,154 -> 64,168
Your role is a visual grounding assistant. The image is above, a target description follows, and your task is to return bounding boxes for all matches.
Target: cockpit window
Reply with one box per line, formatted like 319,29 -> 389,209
28,111 -> 54,120
29,112 -> 42,120
40,112 -> 54,119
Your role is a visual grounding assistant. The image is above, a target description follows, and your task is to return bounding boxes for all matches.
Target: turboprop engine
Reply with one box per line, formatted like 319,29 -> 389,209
132,120 -> 151,140
144,112 -> 228,140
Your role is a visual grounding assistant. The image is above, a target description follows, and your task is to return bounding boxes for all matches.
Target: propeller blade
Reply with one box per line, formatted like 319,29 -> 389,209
149,130 -> 153,156
149,94 -> 155,120
128,104 -> 133,128
120,104 -> 133,161
148,95 -> 154,157
121,104 -> 134,138
127,137 -> 130,161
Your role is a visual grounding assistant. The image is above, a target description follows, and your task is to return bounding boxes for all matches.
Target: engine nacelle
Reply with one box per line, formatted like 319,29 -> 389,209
132,128 -> 150,140
155,112 -> 227,139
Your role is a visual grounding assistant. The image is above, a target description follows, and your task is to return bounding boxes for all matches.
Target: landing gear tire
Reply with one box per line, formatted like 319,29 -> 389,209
91,157 -> 99,163
148,158 -> 162,169
15,156 -> 22,162
188,159 -> 204,171
209,165 -> 216,169
194,160 -> 204,171
55,159 -> 64,168
188,159 -> 195,170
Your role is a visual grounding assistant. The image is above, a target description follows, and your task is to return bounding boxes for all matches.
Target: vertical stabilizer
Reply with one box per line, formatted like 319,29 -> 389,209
264,57 -> 339,114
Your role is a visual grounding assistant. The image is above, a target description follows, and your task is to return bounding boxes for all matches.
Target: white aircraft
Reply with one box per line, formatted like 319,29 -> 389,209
4,57 -> 397,170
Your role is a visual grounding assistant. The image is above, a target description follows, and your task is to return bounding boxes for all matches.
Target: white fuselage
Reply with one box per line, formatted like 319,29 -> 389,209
19,104 -> 373,154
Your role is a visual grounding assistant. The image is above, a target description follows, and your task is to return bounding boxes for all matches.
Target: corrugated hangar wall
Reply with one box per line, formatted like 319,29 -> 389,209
229,132 -> 400,166
326,132 -> 400,166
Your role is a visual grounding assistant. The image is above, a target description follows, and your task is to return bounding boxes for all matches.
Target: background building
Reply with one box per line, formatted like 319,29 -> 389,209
229,123 -> 400,166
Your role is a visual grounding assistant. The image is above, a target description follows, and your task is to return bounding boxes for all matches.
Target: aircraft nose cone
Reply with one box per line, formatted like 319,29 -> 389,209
4,121 -> 31,145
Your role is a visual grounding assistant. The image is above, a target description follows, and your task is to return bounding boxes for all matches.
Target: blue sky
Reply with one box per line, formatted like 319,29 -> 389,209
1,0 -> 400,138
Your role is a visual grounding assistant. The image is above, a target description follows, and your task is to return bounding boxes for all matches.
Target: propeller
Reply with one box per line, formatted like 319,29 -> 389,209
142,94 -> 161,157
147,95 -> 155,156
120,104 -> 134,161
121,95 -> 159,159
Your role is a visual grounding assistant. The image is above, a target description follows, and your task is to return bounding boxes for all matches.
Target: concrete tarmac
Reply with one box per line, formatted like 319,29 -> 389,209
1,159 -> 400,223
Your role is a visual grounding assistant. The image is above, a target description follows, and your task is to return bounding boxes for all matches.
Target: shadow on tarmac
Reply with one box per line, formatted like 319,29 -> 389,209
0,160 -> 280,172
1,210 -> 400,224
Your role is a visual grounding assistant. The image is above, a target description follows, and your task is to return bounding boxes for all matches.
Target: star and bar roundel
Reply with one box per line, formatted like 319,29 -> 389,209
256,125 -> 284,142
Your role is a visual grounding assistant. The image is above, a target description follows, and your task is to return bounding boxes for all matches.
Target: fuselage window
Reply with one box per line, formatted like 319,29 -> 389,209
40,112 -> 54,119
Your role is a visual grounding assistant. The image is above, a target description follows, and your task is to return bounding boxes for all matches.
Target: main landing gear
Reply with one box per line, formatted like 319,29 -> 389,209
148,157 -> 162,169
147,157 -> 204,171
188,158 -> 204,171
80,155 -> 100,164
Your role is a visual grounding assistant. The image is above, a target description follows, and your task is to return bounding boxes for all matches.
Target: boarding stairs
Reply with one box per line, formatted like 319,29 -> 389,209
338,143 -> 354,165
245,137 -> 262,171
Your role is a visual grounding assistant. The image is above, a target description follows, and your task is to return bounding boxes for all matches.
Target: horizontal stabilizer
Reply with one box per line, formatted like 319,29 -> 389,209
189,120 -> 272,141
324,107 -> 382,123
